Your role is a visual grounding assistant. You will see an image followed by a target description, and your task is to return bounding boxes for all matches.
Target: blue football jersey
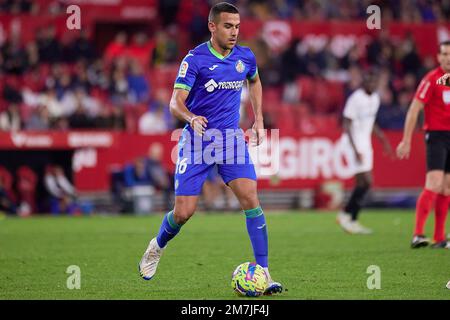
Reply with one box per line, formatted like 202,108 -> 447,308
174,41 -> 258,131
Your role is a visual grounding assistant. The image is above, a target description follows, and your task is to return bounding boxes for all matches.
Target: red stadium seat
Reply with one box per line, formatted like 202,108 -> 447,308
22,71 -> 45,91
275,105 -> 297,131
296,77 -> 315,103
327,81 -> 345,112
91,87 -> 109,103
38,64 -> 51,79
312,115 -> 339,132
19,103 -> 33,124
262,87 -> 282,113
148,65 -> 179,91
136,103 -> 148,118
311,80 -> 345,114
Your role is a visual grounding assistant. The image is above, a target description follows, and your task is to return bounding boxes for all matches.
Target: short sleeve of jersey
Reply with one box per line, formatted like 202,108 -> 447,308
343,93 -> 358,120
246,50 -> 258,80
174,53 -> 198,92
414,74 -> 433,104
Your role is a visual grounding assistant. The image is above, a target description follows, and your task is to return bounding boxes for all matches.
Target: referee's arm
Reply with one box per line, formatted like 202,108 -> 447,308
396,98 -> 424,159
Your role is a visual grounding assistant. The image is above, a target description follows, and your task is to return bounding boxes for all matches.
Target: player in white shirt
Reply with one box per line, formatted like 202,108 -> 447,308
337,70 -> 393,234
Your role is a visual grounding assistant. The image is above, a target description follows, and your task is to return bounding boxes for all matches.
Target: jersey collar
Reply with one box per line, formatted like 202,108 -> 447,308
207,40 -> 234,60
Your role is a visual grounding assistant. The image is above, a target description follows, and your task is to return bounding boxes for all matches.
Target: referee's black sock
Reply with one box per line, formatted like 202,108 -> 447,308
344,184 -> 370,221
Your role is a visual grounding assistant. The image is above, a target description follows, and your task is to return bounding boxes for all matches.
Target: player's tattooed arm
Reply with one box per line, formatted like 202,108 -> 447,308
170,88 -> 208,136
396,99 -> 424,159
436,73 -> 450,86
343,117 -> 362,163
248,73 -> 265,146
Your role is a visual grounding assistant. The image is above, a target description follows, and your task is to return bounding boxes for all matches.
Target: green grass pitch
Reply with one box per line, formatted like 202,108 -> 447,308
0,210 -> 448,300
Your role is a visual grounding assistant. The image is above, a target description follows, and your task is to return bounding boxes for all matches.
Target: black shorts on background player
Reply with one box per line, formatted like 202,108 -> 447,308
425,131 -> 450,172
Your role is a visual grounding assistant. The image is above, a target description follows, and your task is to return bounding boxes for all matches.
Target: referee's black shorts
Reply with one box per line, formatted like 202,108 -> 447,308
425,131 -> 450,173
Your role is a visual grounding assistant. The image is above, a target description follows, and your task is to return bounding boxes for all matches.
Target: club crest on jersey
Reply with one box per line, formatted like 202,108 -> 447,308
178,61 -> 188,78
235,60 -> 245,73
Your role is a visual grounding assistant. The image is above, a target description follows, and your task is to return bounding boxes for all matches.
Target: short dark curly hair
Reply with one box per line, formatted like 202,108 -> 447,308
208,2 -> 239,23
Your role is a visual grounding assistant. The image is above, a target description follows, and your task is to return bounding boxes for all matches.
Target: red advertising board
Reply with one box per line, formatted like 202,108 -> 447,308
0,130 -> 426,192
0,131 -> 118,149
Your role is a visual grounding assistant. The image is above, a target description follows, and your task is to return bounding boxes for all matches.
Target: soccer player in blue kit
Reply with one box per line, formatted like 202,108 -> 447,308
138,2 -> 283,295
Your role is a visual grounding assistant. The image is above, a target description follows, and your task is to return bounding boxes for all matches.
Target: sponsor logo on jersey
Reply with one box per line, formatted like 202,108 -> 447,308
178,61 -> 189,78
204,79 -> 219,92
235,60 -> 245,73
209,64 -> 218,71
204,79 -> 244,93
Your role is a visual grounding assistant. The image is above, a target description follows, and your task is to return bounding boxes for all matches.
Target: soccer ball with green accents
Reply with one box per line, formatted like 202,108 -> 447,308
231,262 -> 268,297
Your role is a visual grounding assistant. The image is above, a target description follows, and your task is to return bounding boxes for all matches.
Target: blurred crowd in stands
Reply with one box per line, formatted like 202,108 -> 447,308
3,0 -> 450,22
0,0 -> 448,215
0,0 -> 445,134
0,24 -> 178,132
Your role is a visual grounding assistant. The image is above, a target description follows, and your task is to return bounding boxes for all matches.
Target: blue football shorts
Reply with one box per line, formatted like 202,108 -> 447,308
174,128 -> 257,196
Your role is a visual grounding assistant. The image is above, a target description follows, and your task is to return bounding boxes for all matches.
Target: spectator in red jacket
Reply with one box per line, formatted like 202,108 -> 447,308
126,32 -> 154,70
104,32 -> 128,65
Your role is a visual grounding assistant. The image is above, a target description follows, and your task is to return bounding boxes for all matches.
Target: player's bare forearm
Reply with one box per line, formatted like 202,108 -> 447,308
248,74 -> 265,145
373,123 -> 394,157
401,99 -> 424,144
396,99 -> 423,159
248,74 -> 263,123
170,88 -> 208,135
169,89 -> 195,123
373,123 -> 388,144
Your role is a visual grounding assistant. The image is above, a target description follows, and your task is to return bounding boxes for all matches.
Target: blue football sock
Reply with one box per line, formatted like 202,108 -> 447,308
244,207 -> 268,268
156,211 -> 182,248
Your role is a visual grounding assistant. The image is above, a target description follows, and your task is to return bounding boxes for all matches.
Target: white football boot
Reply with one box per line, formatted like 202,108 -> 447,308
336,211 -> 353,233
349,221 -> 373,235
263,268 -> 283,295
265,281 -> 284,295
139,238 -> 165,280
337,211 -> 372,234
